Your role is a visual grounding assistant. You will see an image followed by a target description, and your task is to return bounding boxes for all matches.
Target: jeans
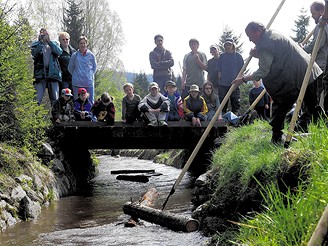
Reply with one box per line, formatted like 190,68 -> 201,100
34,79 -> 59,106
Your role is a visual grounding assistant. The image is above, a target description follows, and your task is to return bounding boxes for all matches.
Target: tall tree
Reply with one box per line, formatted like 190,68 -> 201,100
82,0 -> 124,72
217,26 -> 243,54
291,8 -> 310,43
0,4 -> 49,149
133,72 -> 149,98
62,0 -> 84,49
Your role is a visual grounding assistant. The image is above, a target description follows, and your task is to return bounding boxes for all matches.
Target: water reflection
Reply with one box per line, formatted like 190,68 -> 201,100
0,156 -> 209,245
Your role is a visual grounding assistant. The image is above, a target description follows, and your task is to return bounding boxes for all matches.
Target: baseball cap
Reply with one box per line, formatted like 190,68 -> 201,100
148,82 -> 159,90
165,80 -> 176,87
224,38 -> 234,44
78,88 -> 87,95
61,88 -> 73,96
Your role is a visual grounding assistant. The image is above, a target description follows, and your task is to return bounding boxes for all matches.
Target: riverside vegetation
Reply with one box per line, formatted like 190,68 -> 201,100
193,120 -> 328,245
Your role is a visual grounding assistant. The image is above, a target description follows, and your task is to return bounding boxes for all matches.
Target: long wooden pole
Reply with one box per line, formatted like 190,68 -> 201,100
284,25 -> 324,148
161,0 -> 287,210
301,28 -> 315,46
308,204 -> 328,246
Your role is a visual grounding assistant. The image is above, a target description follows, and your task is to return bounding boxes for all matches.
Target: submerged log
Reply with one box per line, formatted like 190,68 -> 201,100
116,175 -> 149,183
123,202 -> 199,232
111,169 -> 155,174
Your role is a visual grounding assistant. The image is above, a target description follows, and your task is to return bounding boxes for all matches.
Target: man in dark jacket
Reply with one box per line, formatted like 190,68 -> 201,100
233,21 -> 323,144
31,28 -> 62,106
149,34 -> 174,93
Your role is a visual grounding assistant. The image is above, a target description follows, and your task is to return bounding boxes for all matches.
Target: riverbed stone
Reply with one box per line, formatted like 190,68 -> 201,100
51,159 -> 66,174
19,196 -> 41,220
11,185 -> 26,203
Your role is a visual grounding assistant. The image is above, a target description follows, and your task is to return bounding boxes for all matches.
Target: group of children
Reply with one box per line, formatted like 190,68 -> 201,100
51,87 -> 115,125
52,80 -> 223,127
52,79 -> 270,127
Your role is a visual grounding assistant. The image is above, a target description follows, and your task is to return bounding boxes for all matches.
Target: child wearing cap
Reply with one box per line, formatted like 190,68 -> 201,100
183,84 -> 208,127
51,88 -> 75,123
163,80 -> 184,121
138,82 -> 170,127
73,87 -> 93,121
91,92 -> 116,125
122,83 -> 142,124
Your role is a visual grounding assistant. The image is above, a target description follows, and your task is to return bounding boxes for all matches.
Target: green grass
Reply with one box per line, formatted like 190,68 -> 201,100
229,120 -> 328,245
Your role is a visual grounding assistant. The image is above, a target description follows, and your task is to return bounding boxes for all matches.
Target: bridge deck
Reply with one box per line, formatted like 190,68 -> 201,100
55,121 -> 227,149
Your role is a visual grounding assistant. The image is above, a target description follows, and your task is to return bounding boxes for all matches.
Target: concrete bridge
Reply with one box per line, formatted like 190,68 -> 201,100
55,121 -> 227,150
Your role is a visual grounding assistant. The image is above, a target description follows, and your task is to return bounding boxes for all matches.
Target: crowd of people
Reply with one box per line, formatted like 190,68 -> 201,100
32,0 -> 328,144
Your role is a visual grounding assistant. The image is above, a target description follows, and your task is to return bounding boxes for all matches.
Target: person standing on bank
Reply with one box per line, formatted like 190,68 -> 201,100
232,21 -> 322,144
207,45 -> 220,94
58,32 -> 76,92
31,28 -> 62,106
68,36 -> 97,105
149,34 -> 174,93
182,38 -> 207,99
302,1 -> 328,71
217,38 -> 244,115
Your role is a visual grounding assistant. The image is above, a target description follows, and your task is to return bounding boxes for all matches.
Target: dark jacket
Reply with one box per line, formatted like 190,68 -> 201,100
149,47 -> 174,79
257,29 -> 322,103
91,99 -> 115,125
51,96 -> 75,122
31,40 -> 62,82
58,45 -> 76,82
183,95 -> 208,118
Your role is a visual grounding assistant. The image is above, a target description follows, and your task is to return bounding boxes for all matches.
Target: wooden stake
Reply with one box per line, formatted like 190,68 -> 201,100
284,25 -> 325,148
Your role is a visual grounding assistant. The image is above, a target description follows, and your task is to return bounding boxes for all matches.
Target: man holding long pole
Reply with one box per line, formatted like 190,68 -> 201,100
232,21 -> 322,144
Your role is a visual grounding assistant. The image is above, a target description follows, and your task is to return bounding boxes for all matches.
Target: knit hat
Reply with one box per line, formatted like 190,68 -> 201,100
189,84 -> 200,92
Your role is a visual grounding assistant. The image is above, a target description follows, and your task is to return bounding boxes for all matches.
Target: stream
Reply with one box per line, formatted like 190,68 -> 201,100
0,156 -> 209,245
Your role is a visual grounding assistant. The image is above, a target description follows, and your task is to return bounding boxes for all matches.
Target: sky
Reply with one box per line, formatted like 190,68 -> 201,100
109,0 -> 317,76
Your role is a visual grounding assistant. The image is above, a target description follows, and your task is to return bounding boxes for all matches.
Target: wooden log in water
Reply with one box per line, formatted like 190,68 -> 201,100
116,175 -> 149,183
111,169 -> 155,174
122,202 -> 199,232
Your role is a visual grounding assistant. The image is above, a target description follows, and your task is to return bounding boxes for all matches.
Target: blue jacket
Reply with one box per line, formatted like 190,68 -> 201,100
31,40 -> 62,82
68,50 -> 97,87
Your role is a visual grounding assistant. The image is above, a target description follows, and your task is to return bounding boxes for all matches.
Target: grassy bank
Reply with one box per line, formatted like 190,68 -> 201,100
205,120 -> 328,245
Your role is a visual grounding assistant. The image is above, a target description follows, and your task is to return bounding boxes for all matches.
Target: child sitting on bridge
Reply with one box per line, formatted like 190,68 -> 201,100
163,80 -> 184,121
51,88 -> 75,123
138,82 -> 170,127
74,87 -> 93,121
122,83 -> 142,123
91,92 -> 115,125
184,84 -> 208,127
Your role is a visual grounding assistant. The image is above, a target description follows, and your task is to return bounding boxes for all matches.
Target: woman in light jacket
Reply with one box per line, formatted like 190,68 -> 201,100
68,36 -> 97,105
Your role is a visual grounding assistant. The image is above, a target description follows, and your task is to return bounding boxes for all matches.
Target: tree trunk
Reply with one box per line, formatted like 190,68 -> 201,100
123,202 -> 199,232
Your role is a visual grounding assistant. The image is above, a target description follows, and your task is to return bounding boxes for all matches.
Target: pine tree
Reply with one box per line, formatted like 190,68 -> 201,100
62,0 -> 84,49
291,8 -> 310,43
133,73 -> 149,98
217,26 -> 243,54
